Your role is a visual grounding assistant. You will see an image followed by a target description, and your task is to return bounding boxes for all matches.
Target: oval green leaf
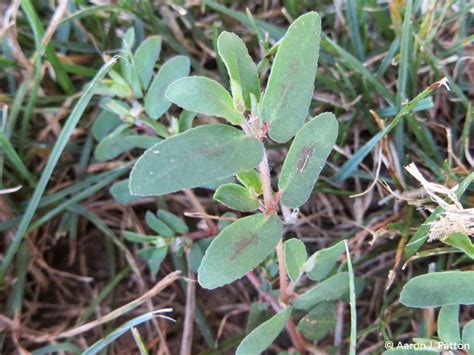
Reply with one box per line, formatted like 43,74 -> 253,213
178,110 -> 196,133
236,306 -> 291,355
157,210 -> 189,234
198,213 -> 283,289
149,247 -> 168,274
145,211 -> 175,237
443,232 -> 474,259
134,36 -> 162,89
129,125 -> 263,196
260,12 -> 321,143
213,183 -> 259,212
245,303 -> 272,333
297,301 -> 336,341
284,238 -> 307,281
437,305 -> 460,344
217,31 -> 260,110
189,239 -> 211,273
278,112 -> 338,208
166,76 -> 244,124
92,110 -> 122,141
145,55 -> 190,119
400,271 -> 474,308
236,169 -> 262,195
110,179 -> 141,205
293,272 -> 350,310
95,130 -> 161,162
303,240 -> 345,281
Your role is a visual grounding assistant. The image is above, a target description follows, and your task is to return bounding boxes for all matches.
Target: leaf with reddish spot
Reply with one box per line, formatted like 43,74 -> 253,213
278,112 -> 338,208
260,12 -> 321,143
198,213 -> 283,289
129,125 -> 263,196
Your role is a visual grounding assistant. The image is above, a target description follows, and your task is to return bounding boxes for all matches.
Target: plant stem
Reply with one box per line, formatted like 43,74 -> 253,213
243,118 -> 305,352
276,240 -> 289,304
246,272 -> 280,311
286,318 -> 306,354
258,149 -> 274,214
246,271 -> 306,354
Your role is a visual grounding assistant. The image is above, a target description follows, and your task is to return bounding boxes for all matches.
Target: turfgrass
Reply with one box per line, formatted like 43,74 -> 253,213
0,1 -> 472,354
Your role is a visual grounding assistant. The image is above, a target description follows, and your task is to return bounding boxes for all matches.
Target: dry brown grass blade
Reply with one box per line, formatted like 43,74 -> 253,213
179,259 -> 196,355
14,271 -> 181,343
40,0 -> 68,49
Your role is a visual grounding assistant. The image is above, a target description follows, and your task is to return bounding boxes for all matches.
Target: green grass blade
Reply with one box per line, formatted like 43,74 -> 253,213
4,74 -> 30,138
0,57 -> 117,280
459,103 -> 472,160
20,0 -> 74,94
131,327 -> 149,355
0,242 -> 29,351
394,0 -> 413,166
377,97 -> 433,116
59,4 -> 124,26
20,0 -> 42,49
425,52 -> 469,108
321,36 -> 395,105
346,0 -> 364,60
83,311 -> 173,355
32,343 -> 82,355
345,241 -> 357,355
0,169 -> 130,234
333,78 -> 448,182
396,0 -> 413,107
376,38 -> 400,78
28,166 -> 128,232
405,114 -> 441,163
19,62 -> 42,149
203,0 -> 285,39
0,132 -> 36,186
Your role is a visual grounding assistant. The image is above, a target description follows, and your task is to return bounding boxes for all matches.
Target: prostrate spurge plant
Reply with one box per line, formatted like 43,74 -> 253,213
129,12 -> 342,353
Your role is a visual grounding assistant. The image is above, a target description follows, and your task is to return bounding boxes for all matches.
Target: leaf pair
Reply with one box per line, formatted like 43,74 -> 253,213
164,30 -> 260,124
165,12 -> 322,145
124,229 -> 168,275
123,210 -> 189,274
213,170 -> 262,212
101,30 -> 191,121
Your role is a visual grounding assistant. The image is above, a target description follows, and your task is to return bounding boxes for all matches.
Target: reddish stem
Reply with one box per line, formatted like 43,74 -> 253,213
185,228 -> 217,240
246,272 -> 306,354
276,240 -> 289,304
258,150 -> 275,215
